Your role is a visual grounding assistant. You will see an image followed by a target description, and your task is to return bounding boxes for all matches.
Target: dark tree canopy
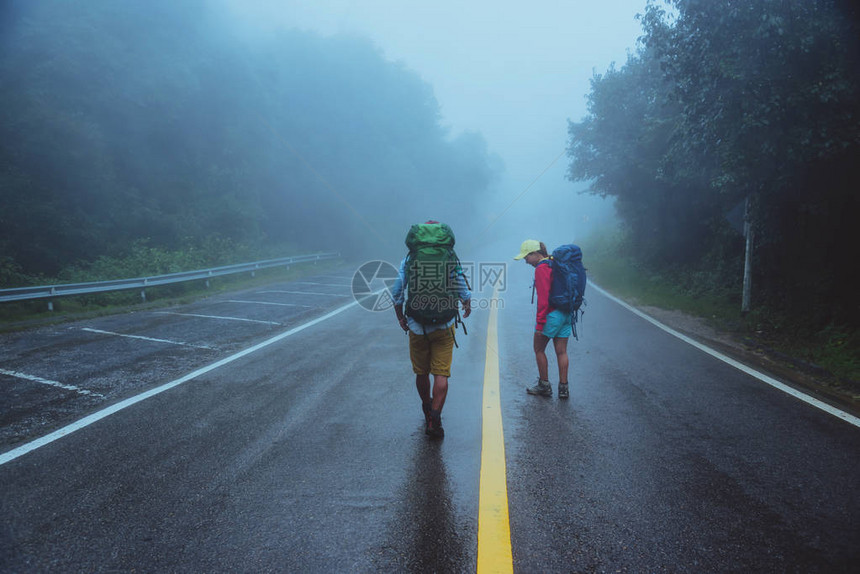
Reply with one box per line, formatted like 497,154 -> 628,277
568,0 -> 860,328
0,0 -> 498,278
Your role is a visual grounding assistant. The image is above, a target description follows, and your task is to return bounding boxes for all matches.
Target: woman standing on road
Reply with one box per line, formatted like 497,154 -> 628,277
513,239 -> 571,399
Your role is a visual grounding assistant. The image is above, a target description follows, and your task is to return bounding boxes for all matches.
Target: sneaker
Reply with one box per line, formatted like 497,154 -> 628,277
427,411 -> 444,439
558,383 -> 569,399
526,379 -> 552,397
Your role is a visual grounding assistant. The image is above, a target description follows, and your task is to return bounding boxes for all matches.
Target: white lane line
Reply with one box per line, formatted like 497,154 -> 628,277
0,368 -> 104,398
592,283 -> 860,428
258,290 -> 350,297
0,298 -> 365,465
226,300 -> 314,308
81,328 -> 216,350
154,312 -> 280,326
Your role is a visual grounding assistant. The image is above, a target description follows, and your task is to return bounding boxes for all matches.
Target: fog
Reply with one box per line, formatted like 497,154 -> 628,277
220,0 -> 645,255
2,0 -> 856,398
1,0 -> 645,278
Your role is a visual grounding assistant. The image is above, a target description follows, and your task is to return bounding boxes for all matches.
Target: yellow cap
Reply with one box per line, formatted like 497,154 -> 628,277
514,239 -> 541,260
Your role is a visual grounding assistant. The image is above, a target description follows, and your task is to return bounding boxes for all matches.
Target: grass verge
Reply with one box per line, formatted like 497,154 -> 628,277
581,230 -> 859,391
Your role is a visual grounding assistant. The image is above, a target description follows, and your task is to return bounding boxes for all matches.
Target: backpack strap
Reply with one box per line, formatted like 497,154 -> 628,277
570,298 -> 587,340
450,308 -> 467,348
450,258 -> 469,345
456,310 -> 468,336
453,253 -> 471,291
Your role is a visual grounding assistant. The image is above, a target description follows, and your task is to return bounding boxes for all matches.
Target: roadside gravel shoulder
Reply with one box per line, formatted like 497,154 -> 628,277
638,304 -> 860,418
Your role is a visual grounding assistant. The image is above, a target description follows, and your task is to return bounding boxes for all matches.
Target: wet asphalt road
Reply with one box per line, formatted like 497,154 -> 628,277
1,260 -> 859,572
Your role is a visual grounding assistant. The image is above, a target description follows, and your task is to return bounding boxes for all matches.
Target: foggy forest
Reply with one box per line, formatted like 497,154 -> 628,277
568,1 -> 859,351
1,1 -> 858,374
0,1 -> 497,279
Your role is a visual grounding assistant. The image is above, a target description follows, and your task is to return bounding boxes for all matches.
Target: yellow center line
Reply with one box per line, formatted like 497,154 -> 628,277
477,285 -> 513,573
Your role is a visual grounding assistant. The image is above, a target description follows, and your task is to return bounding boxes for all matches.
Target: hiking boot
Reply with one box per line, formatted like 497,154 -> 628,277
558,383 -> 570,399
427,410 -> 444,439
526,379 -> 552,396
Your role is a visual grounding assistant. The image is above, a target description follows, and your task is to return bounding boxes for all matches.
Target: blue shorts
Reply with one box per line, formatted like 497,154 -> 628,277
539,309 -> 572,339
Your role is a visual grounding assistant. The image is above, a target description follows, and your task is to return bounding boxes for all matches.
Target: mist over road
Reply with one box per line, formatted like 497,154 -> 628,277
1,261 -> 858,572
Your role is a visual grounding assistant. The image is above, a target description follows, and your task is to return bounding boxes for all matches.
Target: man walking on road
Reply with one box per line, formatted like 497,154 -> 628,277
514,239 -> 571,399
391,221 -> 471,439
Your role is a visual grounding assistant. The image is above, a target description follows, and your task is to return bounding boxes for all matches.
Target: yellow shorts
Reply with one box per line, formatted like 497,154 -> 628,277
409,326 -> 456,377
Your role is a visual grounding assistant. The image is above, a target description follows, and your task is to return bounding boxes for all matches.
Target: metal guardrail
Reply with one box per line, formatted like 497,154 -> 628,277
0,252 -> 340,307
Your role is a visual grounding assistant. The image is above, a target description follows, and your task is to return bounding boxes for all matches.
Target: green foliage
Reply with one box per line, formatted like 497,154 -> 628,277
0,0 -> 498,279
56,237 -> 260,282
45,237 -> 293,307
811,326 -> 860,383
586,227 -> 859,382
583,226 -> 739,319
0,256 -> 37,288
568,0 -> 860,332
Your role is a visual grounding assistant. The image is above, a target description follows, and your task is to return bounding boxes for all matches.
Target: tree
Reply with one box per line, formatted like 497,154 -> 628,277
567,0 -> 860,328
0,1 -> 499,277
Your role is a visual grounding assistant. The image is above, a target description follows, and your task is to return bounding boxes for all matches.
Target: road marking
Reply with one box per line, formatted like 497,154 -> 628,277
0,368 -> 104,398
258,290 -> 350,297
226,299 -> 314,308
0,298 -> 364,466
81,328 -> 215,350
477,284 -> 514,573
154,311 -> 280,325
592,283 -> 860,428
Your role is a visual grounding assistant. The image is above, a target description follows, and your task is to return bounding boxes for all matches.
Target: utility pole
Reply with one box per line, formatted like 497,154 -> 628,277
741,194 -> 754,315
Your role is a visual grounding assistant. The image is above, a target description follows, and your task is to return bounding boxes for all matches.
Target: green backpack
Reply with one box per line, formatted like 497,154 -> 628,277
404,222 -> 464,326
